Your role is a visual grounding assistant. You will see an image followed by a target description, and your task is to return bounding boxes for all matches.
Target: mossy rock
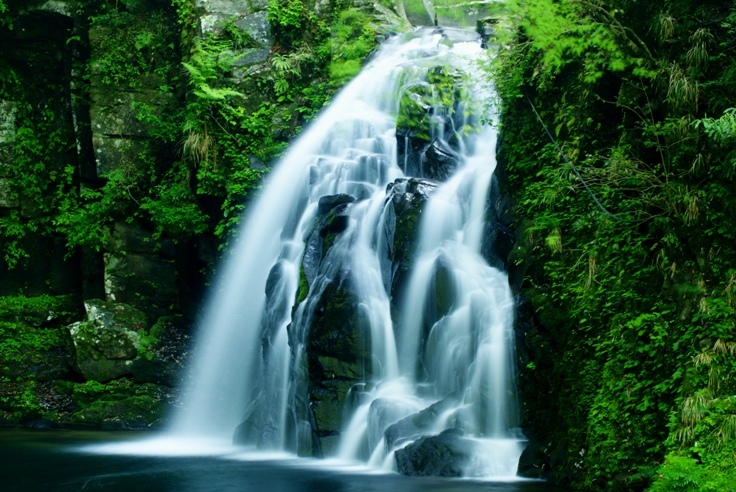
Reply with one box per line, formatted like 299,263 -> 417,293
0,294 -> 79,327
0,321 -> 71,381
385,178 -> 438,300
396,82 -> 433,141
66,301 -> 147,382
310,380 -> 354,434
69,379 -> 169,429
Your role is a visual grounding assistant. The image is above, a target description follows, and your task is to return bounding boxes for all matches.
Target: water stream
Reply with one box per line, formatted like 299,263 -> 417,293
108,27 -> 524,479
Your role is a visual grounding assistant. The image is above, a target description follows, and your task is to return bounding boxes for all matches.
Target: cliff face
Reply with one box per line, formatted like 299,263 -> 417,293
0,0 -> 405,429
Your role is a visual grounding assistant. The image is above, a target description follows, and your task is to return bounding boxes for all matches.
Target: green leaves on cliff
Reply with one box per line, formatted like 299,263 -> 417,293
182,39 -> 244,102
496,0 -> 736,488
328,9 -> 377,84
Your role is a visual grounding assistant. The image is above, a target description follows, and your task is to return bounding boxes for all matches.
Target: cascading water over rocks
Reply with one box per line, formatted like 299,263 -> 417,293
171,27 -> 524,478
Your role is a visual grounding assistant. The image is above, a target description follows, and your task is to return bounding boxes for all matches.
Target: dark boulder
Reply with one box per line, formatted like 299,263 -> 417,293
384,178 -> 438,303
384,393 -> 461,449
516,441 -> 551,479
394,428 -> 473,477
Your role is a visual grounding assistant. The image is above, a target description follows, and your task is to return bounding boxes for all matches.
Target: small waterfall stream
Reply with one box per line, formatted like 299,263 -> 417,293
170,27 -> 524,478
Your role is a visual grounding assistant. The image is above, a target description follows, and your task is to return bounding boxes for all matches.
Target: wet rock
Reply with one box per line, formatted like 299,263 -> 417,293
302,194 -> 355,287
394,428 -> 473,477
395,65 -> 466,180
233,392 -> 280,447
480,173 -> 515,270
308,279 -> 364,368
422,138 -> 459,181
310,380 -> 353,435
517,441 -> 551,479
318,193 -> 355,214
365,398 -> 414,453
384,178 -> 438,302
385,393 -> 461,449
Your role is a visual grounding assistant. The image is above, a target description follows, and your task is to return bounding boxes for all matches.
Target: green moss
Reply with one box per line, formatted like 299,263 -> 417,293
297,264 -> 309,304
70,379 -> 168,427
0,294 -> 78,323
392,207 -> 420,263
0,378 -> 42,421
396,82 -> 432,141
649,453 -> 736,492
328,10 -> 378,86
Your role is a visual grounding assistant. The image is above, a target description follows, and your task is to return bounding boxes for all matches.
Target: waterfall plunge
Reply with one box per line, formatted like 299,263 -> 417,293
170,28 -> 524,478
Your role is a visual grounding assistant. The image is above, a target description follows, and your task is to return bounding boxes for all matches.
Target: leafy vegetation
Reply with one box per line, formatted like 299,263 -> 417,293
494,0 -> 736,489
0,0 -> 383,427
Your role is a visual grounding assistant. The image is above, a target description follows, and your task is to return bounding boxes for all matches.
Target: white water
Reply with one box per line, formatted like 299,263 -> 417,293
152,28 -> 522,478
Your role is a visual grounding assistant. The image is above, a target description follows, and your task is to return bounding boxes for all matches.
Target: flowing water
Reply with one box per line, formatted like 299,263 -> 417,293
3,431 -> 562,492
81,27 -> 525,480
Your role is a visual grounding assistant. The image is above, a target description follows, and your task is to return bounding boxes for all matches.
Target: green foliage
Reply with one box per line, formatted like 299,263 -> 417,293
649,453 -> 736,492
55,168 -> 135,251
182,38 -> 244,102
267,0 -> 307,47
328,10 -> 378,85
70,379 -> 168,426
89,9 -> 175,88
0,322 -> 62,362
396,64 -> 468,141
0,98 -> 75,266
0,295 -> 77,324
140,166 -> 209,240
495,0 -> 736,488
0,378 -> 42,420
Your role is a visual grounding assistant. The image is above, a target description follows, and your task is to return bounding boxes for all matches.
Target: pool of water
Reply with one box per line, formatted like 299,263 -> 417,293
2,430 -> 562,492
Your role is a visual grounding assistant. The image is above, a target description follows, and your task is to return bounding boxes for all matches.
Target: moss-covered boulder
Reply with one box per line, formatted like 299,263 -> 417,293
66,299 -> 146,382
65,299 -> 184,386
67,379 -> 170,430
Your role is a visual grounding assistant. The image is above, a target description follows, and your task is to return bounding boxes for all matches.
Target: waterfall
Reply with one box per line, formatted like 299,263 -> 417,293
170,27 -> 524,478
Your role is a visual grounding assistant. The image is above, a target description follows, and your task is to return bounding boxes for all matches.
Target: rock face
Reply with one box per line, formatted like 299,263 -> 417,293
103,222 -> 178,320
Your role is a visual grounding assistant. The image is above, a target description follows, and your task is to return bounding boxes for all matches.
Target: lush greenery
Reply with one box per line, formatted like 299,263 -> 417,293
0,0 -> 382,271
493,0 -> 736,489
0,0 -> 385,427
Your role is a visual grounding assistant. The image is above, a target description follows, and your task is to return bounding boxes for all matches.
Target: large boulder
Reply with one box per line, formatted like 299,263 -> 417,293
66,300 -> 182,385
394,428 -> 474,477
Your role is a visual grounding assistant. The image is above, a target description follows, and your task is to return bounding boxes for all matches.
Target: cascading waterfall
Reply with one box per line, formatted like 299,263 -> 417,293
170,27 -> 524,478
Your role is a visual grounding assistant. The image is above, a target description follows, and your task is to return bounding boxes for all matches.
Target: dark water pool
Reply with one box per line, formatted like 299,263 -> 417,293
2,430 -> 563,492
